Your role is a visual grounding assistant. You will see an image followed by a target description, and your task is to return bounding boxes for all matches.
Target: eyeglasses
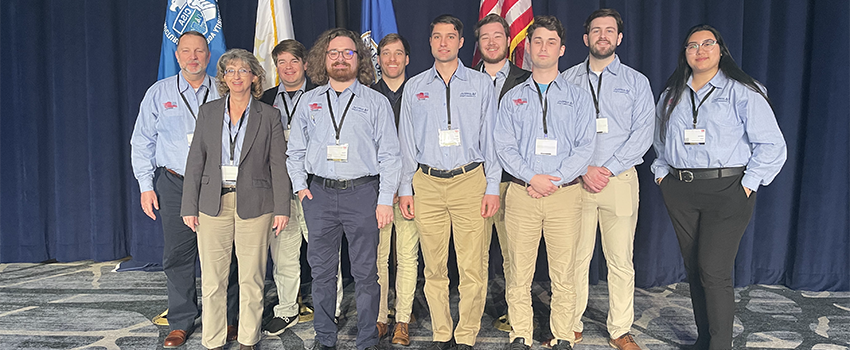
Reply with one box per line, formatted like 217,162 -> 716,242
685,39 -> 718,54
224,68 -> 253,76
326,49 -> 357,60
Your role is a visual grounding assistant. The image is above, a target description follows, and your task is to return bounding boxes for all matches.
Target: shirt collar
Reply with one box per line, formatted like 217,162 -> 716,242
317,79 -> 363,97
276,79 -> 308,94
178,72 -> 212,93
427,59 -> 469,85
521,73 -> 568,92
687,70 -> 729,91
480,60 -> 510,79
581,54 -> 621,76
223,94 -> 253,122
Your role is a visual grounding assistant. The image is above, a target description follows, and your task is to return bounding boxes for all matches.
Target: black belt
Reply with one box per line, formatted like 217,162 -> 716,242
312,175 -> 378,190
511,176 -> 580,188
669,166 -> 745,183
164,167 -> 184,180
419,162 -> 481,179
221,186 -> 236,195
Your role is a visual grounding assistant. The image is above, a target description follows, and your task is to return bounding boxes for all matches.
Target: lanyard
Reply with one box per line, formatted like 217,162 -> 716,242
586,62 -> 602,118
279,90 -> 302,127
436,70 -> 453,129
325,90 -> 355,145
177,76 -> 210,120
690,86 -> 716,128
227,100 -> 248,164
534,81 -> 551,136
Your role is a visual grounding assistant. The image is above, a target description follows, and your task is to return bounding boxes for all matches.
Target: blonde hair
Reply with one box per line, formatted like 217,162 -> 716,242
215,49 -> 266,98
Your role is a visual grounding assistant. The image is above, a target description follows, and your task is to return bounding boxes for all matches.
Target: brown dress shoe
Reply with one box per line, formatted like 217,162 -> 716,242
239,344 -> 255,350
609,333 -> 641,350
574,331 -> 583,344
163,329 -> 187,348
226,325 -> 238,342
377,322 -> 389,338
391,322 -> 410,346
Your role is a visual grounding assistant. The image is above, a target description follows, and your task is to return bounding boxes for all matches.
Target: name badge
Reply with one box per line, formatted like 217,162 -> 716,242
284,127 -> 291,142
684,129 -> 706,145
187,133 -> 194,147
596,118 -> 609,134
535,138 -> 558,155
439,129 -> 461,147
222,165 -> 239,182
327,144 -> 349,162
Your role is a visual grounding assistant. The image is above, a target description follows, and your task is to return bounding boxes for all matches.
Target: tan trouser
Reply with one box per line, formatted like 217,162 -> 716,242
377,202 -> 420,323
268,197 -> 342,318
573,167 -> 639,338
505,182 -> 581,343
483,182 -> 511,291
198,192 -> 272,348
413,165 -> 487,346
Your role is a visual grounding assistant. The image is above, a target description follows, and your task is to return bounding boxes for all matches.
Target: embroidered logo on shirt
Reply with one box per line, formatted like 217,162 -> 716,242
713,97 -> 729,103
613,88 -> 630,94
513,98 -> 528,106
416,92 -> 429,100
163,102 -> 178,109
459,92 -> 476,98
556,100 -> 573,106
309,103 -> 322,111
351,106 -> 368,113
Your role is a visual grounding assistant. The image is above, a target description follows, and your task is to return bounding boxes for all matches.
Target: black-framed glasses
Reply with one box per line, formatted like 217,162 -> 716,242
685,39 -> 718,54
224,68 -> 252,76
326,49 -> 357,60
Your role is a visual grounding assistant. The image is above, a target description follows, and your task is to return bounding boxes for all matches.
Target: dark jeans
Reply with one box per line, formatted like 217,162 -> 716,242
659,172 -> 756,350
302,178 -> 380,350
156,169 -> 240,332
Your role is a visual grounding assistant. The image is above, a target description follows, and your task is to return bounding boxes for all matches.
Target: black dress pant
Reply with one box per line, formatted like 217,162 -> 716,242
659,173 -> 756,350
156,169 -> 240,332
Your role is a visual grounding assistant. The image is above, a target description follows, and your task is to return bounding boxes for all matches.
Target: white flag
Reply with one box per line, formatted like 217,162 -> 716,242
254,0 -> 295,90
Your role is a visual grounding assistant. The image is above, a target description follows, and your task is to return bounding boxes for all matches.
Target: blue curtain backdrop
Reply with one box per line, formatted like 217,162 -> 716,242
1,0 -> 847,291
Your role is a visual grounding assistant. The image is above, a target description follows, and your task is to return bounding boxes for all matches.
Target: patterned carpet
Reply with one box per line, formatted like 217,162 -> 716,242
0,260 -> 848,349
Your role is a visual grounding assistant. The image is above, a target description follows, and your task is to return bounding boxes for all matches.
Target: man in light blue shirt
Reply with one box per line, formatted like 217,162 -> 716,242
494,15 -> 596,350
130,31 -> 239,348
560,9 -> 654,350
286,28 -> 401,350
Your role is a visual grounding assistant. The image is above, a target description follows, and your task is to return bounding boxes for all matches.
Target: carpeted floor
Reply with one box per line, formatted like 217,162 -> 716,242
0,260 -> 848,349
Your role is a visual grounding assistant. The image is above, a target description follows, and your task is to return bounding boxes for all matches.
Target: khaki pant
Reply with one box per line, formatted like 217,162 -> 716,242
573,167 -> 639,338
483,182 -> 511,289
505,182 -> 581,343
414,165 -> 487,346
377,202 -> 420,323
268,196 -> 343,319
198,192 -> 272,348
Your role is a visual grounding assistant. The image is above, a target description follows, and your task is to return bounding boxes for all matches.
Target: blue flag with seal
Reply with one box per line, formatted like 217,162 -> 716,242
360,0 -> 398,82
158,0 -> 226,80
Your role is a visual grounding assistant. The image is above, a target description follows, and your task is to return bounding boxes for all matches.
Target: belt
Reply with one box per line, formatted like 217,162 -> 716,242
669,166 -> 745,183
510,176 -> 580,188
165,168 -> 184,180
221,186 -> 236,195
419,162 -> 481,179
312,175 -> 378,190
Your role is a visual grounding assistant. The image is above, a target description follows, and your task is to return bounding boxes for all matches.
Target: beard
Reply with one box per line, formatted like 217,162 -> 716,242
328,62 -> 357,82
589,40 -> 616,60
481,44 -> 509,64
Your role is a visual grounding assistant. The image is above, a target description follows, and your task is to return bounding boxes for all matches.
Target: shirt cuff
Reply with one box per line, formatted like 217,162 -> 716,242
602,158 -> 627,177
653,167 -> 670,184
485,181 -> 500,196
741,173 -> 760,192
377,192 -> 394,206
292,179 -> 308,194
138,177 -> 154,193
398,182 -> 414,197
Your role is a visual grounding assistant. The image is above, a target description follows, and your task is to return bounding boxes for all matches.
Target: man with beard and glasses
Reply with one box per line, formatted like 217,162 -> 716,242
369,33 -> 419,346
471,13 -> 531,333
495,15 -> 596,350
286,28 -> 401,350
398,14 -> 500,350
560,8 -> 654,350
131,31 -> 240,348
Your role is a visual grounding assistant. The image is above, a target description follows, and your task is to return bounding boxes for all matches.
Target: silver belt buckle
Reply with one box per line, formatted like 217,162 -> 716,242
680,170 -> 694,183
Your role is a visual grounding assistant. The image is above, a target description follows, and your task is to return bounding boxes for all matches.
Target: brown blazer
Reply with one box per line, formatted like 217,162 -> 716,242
181,97 -> 290,219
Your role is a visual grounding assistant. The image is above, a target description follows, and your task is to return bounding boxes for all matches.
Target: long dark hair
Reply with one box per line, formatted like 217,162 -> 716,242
660,25 -> 773,140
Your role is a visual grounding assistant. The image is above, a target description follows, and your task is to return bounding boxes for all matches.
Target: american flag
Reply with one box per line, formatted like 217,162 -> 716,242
473,0 -> 533,70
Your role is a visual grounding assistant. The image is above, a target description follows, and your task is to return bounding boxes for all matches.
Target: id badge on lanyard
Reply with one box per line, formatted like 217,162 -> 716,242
327,144 -> 349,162
439,129 -> 461,147
535,137 -> 557,155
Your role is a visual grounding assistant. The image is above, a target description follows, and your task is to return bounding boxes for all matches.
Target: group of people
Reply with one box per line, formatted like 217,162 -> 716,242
131,7 -> 786,350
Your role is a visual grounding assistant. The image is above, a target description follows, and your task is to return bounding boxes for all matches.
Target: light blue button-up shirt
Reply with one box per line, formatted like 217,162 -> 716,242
495,74 -> 597,185
650,71 -> 787,190
479,60 -> 511,98
398,60 -> 501,196
130,72 -> 220,192
274,80 -> 307,130
286,80 -> 401,206
220,96 -> 251,167
561,55 -> 655,175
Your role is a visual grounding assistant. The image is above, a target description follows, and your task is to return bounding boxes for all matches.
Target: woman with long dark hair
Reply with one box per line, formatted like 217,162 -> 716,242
651,25 -> 786,349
